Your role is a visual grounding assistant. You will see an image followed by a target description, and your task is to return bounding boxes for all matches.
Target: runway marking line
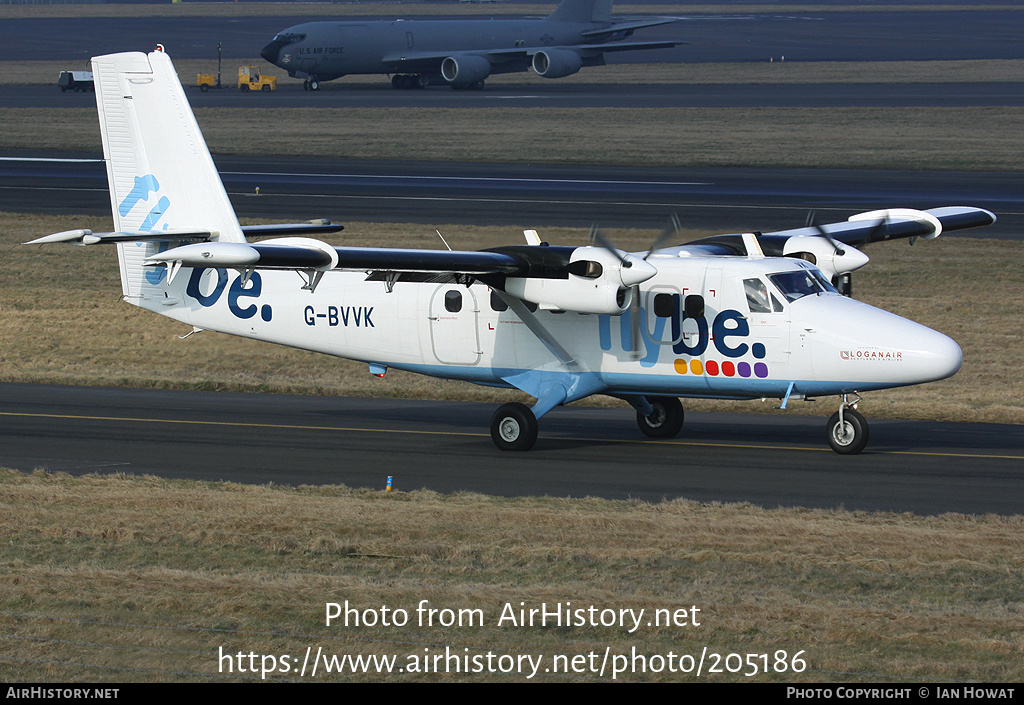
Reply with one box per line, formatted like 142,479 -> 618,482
3,410 -> 1022,461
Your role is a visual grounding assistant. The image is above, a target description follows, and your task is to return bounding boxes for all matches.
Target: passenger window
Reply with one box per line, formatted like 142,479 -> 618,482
653,293 -> 675,318
490,290 -> 508,312
744,278 -> 771,313
444,290 -> 462,313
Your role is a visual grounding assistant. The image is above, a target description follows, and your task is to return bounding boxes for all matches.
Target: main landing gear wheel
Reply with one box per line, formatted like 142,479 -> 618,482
636,396 -> 684,439
826,408 -> 869,455
491,402 -> 538,452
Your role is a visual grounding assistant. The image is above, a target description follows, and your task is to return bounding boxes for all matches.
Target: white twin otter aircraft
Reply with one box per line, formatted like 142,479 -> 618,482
29,49 -> 996,454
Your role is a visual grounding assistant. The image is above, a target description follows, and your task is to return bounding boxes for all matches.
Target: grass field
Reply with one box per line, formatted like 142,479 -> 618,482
2,105 -> 1022,172
2,469 -> 1022,682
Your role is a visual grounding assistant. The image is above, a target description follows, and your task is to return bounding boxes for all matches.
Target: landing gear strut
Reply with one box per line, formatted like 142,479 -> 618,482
826,394 -> 869,454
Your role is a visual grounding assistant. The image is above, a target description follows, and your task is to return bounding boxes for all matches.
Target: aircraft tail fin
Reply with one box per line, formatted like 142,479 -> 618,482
548,0 -> 613,23
91,49 -> 245,299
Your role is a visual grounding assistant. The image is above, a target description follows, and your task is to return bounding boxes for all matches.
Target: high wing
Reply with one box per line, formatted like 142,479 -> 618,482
765,206 -> 996,248
681,206 -> 997,257
674,206 -> 997,294
145,241 -> 528,276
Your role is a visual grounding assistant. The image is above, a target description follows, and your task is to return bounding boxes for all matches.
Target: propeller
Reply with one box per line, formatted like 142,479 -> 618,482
802,210 -> 879,297
643,212 -> 682,261
806,210 -> 846,257
588,220 -> 679,359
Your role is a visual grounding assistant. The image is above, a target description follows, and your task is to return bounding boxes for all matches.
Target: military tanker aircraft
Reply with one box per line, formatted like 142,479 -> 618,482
259,0 -> 681,90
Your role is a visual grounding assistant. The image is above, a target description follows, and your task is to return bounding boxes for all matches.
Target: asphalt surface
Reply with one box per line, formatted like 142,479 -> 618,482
3,153 -> 1022,236
3,383 -> 1023,515
4,11 -> 1023,64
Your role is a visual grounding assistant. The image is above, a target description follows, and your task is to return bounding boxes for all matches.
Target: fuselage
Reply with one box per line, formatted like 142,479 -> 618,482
134,252 -> 962,403
261,18 -> 596,79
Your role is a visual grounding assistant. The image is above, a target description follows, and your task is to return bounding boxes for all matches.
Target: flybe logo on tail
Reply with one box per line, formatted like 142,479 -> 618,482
119,174 -> 172,285
119,174 -> 170,230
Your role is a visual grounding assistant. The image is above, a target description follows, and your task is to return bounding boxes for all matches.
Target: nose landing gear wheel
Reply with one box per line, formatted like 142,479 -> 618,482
491,402 -> 538,451
636,396 -> 684,439
826,408 -> 869,454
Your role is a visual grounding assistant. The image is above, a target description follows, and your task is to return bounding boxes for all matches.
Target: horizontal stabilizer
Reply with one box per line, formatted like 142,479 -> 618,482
24,228 -> 213,246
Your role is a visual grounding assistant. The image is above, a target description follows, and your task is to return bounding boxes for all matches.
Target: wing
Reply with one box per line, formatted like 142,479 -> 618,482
764,206 -> 997,248
679,206 -> 997,257
381,37 -> 681,72
670,206 -> 997,288
581,17 -> 683,40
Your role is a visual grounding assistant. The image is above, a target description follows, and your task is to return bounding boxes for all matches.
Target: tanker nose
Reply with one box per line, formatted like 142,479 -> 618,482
260,42 -> 279,64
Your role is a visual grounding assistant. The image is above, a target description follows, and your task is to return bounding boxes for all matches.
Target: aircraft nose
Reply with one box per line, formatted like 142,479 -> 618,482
260,42 -> 279,64
912,328 -> 963,383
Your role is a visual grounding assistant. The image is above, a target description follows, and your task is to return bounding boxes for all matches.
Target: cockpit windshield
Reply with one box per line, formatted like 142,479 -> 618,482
273,33 -> 306,46
768,269 -> 838,302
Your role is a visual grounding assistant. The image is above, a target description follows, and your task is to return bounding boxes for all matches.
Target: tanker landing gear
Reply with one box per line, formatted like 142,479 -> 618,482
303,78 -> 320,91
391,74 -> 427,89
827,394 -> 869,455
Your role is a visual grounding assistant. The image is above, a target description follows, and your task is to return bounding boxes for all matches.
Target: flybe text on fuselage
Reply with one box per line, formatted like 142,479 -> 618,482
183,267 -> 376,329
599,303 -> 773,378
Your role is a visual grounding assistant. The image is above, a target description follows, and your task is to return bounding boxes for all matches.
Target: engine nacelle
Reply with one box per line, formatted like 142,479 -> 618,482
441,54 -> 491,86
532,49 -> 583,79
782,236 -> 869,280
503,247 -> 653,315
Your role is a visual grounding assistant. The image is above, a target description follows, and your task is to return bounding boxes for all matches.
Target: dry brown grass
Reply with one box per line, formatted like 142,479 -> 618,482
6,59 -> 1024,87
1,468 -> 1022,682
2,105 -> 1022,171
1,212 -> 1021,424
